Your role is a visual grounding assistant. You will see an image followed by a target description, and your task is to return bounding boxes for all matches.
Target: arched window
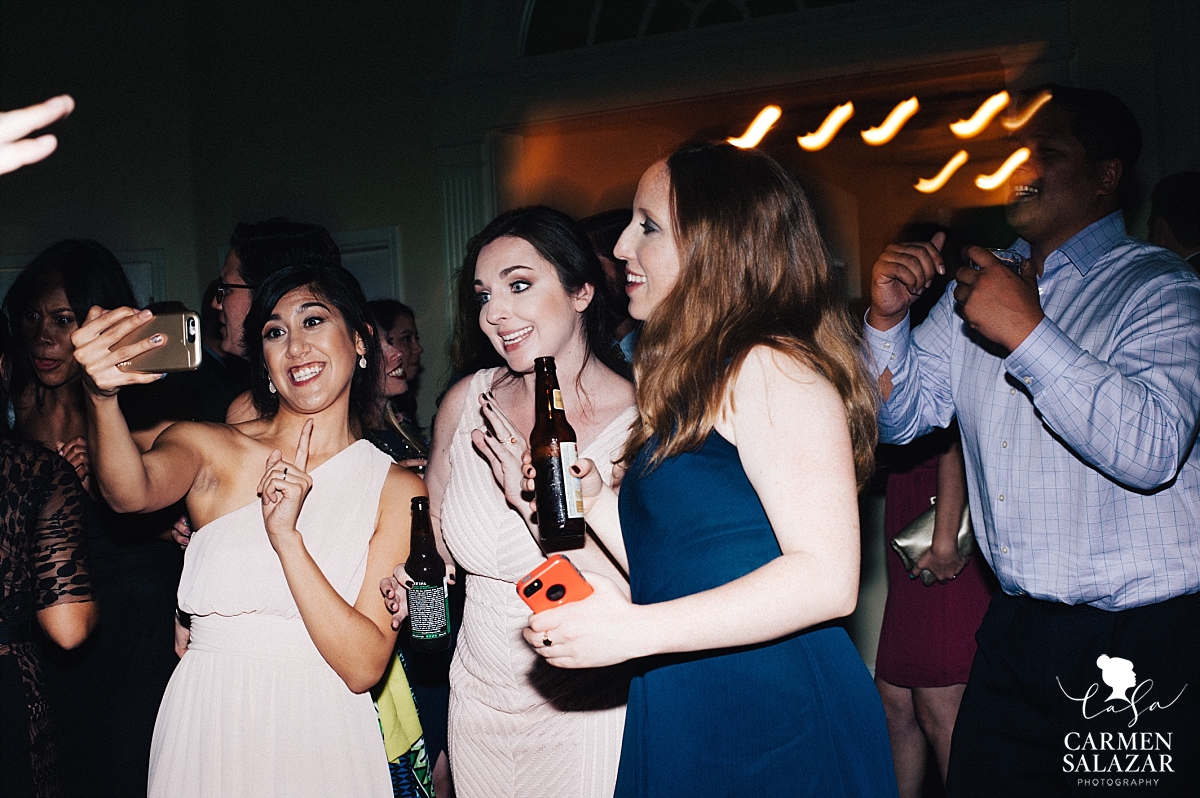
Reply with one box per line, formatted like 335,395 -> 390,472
523,0 -> 857,56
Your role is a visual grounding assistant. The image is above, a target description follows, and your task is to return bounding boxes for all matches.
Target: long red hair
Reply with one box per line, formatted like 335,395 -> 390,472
623,143 -> 878,488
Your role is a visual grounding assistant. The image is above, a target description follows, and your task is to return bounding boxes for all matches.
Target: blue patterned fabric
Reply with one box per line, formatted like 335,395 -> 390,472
865,211 -> 1200,610
615,432 -> 897,797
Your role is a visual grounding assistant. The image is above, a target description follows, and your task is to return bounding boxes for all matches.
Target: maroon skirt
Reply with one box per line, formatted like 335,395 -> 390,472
875,455 -> 995,688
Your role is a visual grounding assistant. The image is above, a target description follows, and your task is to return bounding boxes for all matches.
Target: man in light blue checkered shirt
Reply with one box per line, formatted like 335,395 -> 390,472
864,86 -> 1200,797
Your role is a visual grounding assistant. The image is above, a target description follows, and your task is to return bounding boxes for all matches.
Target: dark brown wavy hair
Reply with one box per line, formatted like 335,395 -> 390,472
623,142 -> 878,488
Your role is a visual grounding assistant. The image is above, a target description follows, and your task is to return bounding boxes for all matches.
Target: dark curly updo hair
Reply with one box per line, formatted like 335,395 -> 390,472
242,264 -> 380,422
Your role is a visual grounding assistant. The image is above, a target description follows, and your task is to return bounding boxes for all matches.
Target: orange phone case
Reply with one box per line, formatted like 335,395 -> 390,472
516,554 -> 593,613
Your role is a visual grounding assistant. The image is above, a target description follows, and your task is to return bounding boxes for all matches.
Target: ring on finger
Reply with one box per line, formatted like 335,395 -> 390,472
507,436 -> 518,445
543,636 -> 553,647
283,467 -> 288,478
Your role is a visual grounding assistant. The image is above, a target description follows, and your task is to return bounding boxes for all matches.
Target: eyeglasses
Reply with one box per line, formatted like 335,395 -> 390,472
215,279 -> 253,303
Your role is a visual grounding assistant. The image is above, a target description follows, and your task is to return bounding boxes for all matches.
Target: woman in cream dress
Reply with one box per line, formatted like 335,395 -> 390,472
385,206 -> 636,797
74,264 -> 424,797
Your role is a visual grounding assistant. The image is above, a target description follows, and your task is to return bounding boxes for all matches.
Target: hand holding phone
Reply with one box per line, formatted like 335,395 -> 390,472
517,554 -> 593,613
115,311 -> 202,373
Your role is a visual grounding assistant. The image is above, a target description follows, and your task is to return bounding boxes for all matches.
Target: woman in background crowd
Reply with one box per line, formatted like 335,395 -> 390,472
871,226 -> 995,798
366,300 -> 428,469
3,239 -> 181,797
384,206 -> 636,798
520,143 -> 898,796
368,299 -> 425,427
0,310 -> 98,798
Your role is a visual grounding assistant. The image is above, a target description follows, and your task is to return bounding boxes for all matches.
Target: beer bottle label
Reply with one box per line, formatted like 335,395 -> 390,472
407,579 -> 449,640
553,389 -> 564,411
560,441 -> 585,519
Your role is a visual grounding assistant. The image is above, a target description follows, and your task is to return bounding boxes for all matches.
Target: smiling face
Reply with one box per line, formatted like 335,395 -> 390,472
384,313 -> 423,376
614,160 -> 683,321
260,287 -> 365,414
213,249 -> 254,359
20,285 -> 82,388
474,236 -> 593,373
1005,104 -> 1121,254
377,337 -> 408,399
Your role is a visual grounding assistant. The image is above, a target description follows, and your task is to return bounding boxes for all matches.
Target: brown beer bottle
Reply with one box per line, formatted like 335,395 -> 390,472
405,496 -> 450,651
531,357 -> 586,551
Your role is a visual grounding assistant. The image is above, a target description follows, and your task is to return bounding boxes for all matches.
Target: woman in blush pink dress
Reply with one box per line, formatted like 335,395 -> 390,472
73,264 -> 424,798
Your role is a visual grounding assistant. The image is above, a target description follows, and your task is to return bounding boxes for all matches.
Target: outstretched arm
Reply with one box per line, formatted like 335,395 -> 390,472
526,347 -> 860,667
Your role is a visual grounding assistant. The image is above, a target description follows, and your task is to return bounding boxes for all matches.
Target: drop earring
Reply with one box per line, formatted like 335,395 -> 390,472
268,378 -> 277,394
359,355 -> 367,369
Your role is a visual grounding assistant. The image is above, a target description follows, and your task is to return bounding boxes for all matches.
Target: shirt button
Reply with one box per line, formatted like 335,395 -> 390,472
1001,545 -> 1010,554
889,354 -> 895,361
1023,377 -> 1032,386
883,342 -> 891,350
1010,388 -> 1017,395
998,494 -> 1005,501
1001,441 -> 1008,449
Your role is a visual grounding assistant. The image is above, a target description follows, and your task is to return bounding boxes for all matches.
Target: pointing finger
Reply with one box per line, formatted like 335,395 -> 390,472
295,419 -> 313,471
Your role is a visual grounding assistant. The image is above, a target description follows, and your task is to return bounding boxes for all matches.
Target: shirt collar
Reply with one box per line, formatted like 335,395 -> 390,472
1012,210 -> 1128,278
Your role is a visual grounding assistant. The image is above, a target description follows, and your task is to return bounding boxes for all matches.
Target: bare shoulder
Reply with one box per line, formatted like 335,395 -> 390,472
436,373 -> 478,434
376,462 -> 427,538
588,363 -> 637,418
731,345 -> 840,409
225,390 -> 257,424
383,461 -> 427,503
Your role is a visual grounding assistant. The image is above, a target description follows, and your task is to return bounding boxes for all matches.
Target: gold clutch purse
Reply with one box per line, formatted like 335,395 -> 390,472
889,497 -> 975,586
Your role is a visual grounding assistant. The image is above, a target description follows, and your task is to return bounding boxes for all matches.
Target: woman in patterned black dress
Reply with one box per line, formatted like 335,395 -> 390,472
0,317 -> 97,798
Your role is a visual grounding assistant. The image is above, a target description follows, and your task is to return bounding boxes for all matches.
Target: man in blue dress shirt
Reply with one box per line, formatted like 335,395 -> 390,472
864,86 -> 1200,797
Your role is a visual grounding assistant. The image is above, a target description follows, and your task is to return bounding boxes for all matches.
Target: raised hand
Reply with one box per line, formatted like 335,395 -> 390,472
0,94 -> 74,176
71,306 -> 167,396
953,246 -> 1044,353
470,391 -> 535,525
867,231 -> 947,331
258,419 -> 315,548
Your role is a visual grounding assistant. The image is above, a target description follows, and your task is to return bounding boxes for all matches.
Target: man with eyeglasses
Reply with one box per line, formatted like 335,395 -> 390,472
212,217 -> 342,359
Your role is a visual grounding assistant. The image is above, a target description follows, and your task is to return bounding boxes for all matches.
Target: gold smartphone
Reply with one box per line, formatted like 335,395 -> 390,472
116,311 -> 203,373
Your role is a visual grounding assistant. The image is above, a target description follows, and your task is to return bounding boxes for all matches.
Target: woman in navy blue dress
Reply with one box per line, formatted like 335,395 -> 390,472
518,143 -> 898,796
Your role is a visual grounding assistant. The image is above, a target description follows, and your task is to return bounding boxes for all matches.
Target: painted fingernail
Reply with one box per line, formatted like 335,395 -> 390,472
405,579 -> 414,588
150,333 -> 164,343
486,402 -> 493,410
570,464 -> 581,475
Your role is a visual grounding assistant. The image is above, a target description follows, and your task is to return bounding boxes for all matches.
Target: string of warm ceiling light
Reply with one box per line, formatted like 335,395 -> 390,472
727,89 -> 1051,194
